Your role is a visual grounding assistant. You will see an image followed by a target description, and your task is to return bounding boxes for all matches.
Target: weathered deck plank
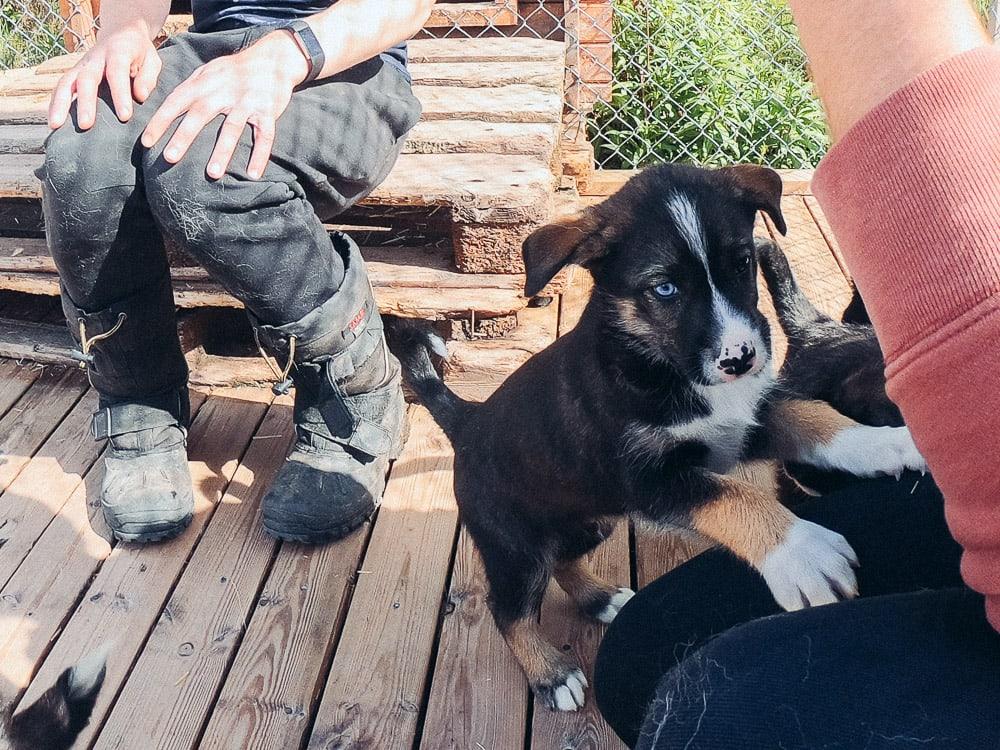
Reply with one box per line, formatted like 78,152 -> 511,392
198,527 -> 372,749
0,388 -> 100,589
0,365 -> 86,494
306,406 -> 459,750
0,392 -> 207,703
419,526 -> 529,750
92,397 -> 292,750
766,196 -> 853,319
0,359 -> 40,420
16,390 -> 267,749
529,522 -> 631,750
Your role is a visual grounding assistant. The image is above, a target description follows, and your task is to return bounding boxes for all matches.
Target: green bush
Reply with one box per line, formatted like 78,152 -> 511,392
588,0 -> 829,169
1,0 -> 67,70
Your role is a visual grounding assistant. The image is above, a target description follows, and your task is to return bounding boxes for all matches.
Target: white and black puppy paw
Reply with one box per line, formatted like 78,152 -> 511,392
808,425 -> 928,478
594,587 -> 636,624
534,667 -> 589,712
758,519 -> 859,611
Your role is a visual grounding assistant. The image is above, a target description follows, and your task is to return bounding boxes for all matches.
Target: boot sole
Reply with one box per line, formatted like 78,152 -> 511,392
112,513 -> 193,544
263,503 -> 374,545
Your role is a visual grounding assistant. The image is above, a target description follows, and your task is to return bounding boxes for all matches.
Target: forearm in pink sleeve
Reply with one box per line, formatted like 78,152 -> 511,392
811,46 -> 1000,629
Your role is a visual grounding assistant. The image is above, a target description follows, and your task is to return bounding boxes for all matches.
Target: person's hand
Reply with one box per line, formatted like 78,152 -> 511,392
48,21 -> 160,130
140,31 -> 309,180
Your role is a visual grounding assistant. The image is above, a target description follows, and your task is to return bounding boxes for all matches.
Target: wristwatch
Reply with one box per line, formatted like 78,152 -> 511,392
282,19 -> 326,84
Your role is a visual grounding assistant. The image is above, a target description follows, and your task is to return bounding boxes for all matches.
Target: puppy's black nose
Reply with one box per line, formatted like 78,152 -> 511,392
718,343 -> 756,378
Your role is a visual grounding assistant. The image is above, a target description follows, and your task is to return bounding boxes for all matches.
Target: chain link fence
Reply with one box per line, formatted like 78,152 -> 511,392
3,1 -> 997,168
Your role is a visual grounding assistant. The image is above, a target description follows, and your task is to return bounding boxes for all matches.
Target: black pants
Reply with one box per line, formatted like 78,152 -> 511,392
39,25 -> 420,337
594,475 -> 1000,749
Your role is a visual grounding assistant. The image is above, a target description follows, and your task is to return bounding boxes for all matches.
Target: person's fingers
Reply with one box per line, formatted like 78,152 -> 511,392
132,51 -> 161,103
48,69 -> 79,129
206,111 -> 249,179
106,53 -> 134,122
141,84 -> 197,149
160,106 -> 216,164
246,117 -> 275,180
73,67 -> 103,130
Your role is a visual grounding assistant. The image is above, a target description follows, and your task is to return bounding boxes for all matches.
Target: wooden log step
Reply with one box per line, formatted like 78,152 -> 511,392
0,237 -> 531,317
408,38 -> 564,65
26,37 -> 565,78
0,81 -> 562,127
0,152 -> 555,225
2,119 -> 561,160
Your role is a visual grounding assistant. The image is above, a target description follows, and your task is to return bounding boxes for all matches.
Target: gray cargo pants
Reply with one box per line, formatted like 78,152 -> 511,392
39,25 -> 421,400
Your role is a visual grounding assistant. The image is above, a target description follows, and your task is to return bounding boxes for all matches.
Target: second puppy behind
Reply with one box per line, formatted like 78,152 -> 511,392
387,164 -> 926,711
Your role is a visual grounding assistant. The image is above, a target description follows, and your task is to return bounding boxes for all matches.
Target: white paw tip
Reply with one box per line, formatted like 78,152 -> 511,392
595,587 -> 636,624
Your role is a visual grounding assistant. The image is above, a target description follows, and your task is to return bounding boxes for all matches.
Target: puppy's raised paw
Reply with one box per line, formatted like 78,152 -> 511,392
594,587 -> 636,624
810,425 -> 928,478
758,519 -> 858,611
534,667 -> 589,712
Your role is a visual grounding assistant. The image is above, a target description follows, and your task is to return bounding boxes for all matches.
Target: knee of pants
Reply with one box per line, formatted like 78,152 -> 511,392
42,99 -> 148,276
41,98 -> 140,225
141,119 -> 299,264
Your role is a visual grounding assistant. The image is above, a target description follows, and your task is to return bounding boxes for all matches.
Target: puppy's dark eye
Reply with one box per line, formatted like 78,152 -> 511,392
735,253 -> 753,273
652,282 -> 679,299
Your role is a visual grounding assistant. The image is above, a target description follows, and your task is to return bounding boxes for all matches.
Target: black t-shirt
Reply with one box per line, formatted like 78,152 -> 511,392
190,0 -> 408,76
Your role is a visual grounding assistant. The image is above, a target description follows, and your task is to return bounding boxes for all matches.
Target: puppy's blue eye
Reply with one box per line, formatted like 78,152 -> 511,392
653,282 -> 678,299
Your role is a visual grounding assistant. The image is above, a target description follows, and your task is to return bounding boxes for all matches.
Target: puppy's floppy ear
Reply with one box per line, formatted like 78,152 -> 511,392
522,208 -> 607,297
721,164 -> 787,236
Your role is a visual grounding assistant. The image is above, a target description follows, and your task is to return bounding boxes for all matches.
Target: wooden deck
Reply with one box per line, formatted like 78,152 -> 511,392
0,176 -> 854,750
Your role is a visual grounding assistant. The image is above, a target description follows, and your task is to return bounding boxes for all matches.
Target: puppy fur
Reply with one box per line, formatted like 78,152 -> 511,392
387,164 -> 926,711
2,648 -> 107,750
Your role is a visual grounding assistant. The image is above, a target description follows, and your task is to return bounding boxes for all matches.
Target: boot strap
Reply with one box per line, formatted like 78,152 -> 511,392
298,417 -> 392,457
91,395 -> 185,440
297,374 -> 395,458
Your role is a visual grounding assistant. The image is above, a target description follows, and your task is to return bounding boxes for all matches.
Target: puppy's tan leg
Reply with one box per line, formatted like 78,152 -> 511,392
766,398 -> 926,477
502,617 -> 588,712
686,473 -> 858,611
555,557 -> 635,624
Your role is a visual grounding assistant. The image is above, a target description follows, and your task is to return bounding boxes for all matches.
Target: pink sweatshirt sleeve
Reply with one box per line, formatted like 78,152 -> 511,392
812,46 -> 1000,630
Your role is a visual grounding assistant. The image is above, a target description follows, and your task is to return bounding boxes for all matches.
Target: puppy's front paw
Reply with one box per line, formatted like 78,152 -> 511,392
594,587 -> 636,624
758,519 -> 859,611
534,667 -> 588,712
812,425 -> 928,478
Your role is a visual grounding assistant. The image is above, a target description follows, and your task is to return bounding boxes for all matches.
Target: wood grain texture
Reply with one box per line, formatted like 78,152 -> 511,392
0,387 -> 100,589
0,390 -> 206,702
766,196 -> 853,319
529,522 -> 630,750
17,390 -> 268,749
92,398 -> 293,750
418,526 -> 529,750
0,365 -> 86,494
306,406 -> 460,750
0,359 -> 40,420
199,526 -> 372,750
0,152 -> 557,227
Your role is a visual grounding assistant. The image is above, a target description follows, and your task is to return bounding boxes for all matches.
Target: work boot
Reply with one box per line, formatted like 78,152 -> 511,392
62,275 -> 194,543
253,233 -> 407,543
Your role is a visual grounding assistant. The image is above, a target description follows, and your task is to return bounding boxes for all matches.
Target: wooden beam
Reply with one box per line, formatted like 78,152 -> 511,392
90,397 -> 293,750
306,406 -> 460,750
13,391 -> 270,750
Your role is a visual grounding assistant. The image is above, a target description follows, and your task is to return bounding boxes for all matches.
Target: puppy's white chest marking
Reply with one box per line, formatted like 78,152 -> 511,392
669,371 -> 773,473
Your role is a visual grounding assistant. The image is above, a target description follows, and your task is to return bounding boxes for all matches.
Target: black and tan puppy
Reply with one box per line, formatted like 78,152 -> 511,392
387,164 -> 926,711
757,238 -> 902,426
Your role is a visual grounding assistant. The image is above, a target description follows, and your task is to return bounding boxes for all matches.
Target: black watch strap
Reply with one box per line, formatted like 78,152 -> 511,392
284,19 -> 325,84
